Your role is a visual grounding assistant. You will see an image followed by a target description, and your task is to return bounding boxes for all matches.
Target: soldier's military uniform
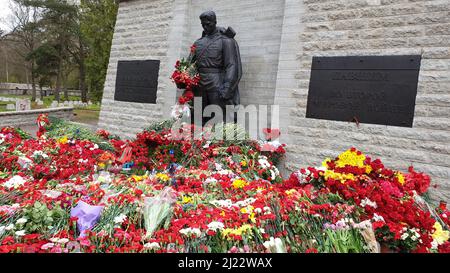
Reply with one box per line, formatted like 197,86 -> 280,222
192,26 -> 242,124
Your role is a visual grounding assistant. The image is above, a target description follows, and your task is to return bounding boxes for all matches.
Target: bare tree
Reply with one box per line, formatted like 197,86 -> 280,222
7,0 -> 42,101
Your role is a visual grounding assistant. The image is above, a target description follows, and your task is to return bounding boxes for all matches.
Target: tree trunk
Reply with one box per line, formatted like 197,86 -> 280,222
31,62 -> 37,102
79,41 -> 87,103
55,63 -> 62,102
63,72 -> 69,101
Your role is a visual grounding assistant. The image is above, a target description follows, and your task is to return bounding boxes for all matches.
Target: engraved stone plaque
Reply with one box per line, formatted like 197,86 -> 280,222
114,60 -> 160,104
306,55 -> 422,127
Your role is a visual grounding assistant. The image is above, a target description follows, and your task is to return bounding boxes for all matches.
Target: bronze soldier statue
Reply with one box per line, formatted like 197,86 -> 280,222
192,10 -> 242,125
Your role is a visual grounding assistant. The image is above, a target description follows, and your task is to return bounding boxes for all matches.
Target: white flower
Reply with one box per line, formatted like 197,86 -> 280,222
17,157 -> 33,169
401,232 -> 409,240
217,169 -> 233,175
210,199 -> 233,209
57,238 -> 69,244
259,228 -> 266,234
11,203 -> 20,209
3,175 -> 26,189
50,238 -> 59,243
263,237 -> 286,253
33,150 -> 49,158
258,156 -> 271,169
274,238 -> 286,253
268,140 -> 282,148
372,213 -> 385,223
16,218 -> 28,225
203,141 -> 211,149
263,237 -> 275,249
114,214 -> 127,224
0,226 -> 5,236
144,242 -> 160,250
360,198 -> 377,209
204,178 -> 218,185
207,221 -> 225,232
179,227 -> 202,238
255,208 -> 262,214
270,170 -> 276,180
215,163 -> 223,171
235,198 -> 256,207
431,240 -> 439,250
15,230 -> 26,236
5,224 -> 14,231
41,243 -> 55,250
171,104 -> 190,119
90,144 -> 99,151
40,190 -> 62,199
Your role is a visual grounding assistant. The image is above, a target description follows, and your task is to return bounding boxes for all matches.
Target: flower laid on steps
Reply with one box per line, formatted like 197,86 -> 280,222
0,120 -> 449,253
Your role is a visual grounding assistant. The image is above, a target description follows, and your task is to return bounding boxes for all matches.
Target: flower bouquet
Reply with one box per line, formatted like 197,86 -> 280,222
143,187 -> 177,238
36,114 -> 50,138
171,45 -> 200,105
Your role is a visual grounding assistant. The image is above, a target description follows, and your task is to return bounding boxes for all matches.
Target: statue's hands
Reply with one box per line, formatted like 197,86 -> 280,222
218,85 -> 227,100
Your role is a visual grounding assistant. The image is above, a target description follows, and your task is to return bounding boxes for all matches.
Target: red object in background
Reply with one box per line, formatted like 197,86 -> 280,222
262,128 -> 281,141
439,201 -> 447,211
118,146 -> 133,164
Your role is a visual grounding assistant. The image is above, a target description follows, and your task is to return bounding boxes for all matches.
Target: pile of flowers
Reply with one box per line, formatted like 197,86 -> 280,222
0,117 -> 448,253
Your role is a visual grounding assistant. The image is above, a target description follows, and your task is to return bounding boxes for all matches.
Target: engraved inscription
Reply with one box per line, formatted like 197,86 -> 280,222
306,56 -> 421,127
332,71 -> 390,82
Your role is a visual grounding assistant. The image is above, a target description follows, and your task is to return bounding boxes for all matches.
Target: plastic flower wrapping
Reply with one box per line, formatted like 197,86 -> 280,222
143,187 -> 177,238
71,201 -> 104,238
0,121 -> 449,253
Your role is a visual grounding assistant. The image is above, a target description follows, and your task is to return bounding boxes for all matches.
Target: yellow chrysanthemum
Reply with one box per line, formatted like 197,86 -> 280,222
240,205 -> 254,214
181,196 -> 193,204
285,189 -> 297,196
232,179 -> 248,189
432,222 -> 450,245
249,212 -> 256,223
58,136 -> 68,145
220,211 -> 226,217
336,149 -> 366,168
324,170 -> 355,184
156,173 -> 170,182
222,224 -> 253,239
240,206 -> 257,223
131,174 -> 148,182
322,158 -> 332,169
240,161 -> 248,167
256,187 -> 265,193
395,172 -> 406,185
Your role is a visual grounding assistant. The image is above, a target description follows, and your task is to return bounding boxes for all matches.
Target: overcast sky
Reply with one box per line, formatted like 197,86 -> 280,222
0,0 -> 13,32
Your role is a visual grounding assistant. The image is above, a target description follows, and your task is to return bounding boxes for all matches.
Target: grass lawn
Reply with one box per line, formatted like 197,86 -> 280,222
73,109 -> 100,125
0,94 -> 101,125
0,94 -> 101,110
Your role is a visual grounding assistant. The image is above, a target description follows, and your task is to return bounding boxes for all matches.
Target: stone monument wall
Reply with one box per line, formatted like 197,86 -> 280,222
99,0 -> 176,139
101,0 -> 450,201
286,0 -> 450,201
